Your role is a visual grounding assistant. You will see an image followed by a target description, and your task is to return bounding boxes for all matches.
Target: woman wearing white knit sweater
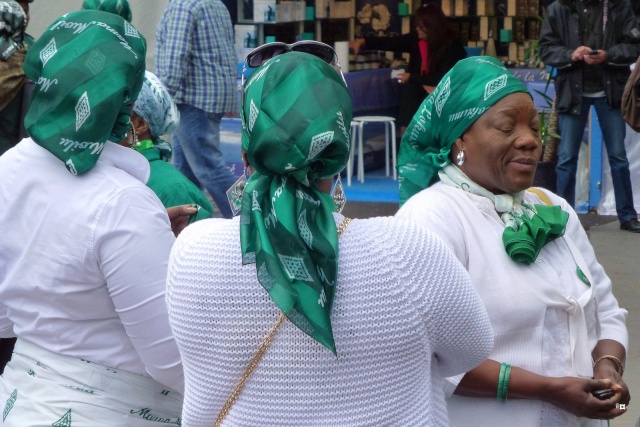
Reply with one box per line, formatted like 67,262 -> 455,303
396,56 -> 629,426
165,48 -> 494,426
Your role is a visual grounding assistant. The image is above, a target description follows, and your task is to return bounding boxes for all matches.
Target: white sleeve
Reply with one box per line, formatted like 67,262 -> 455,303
94,186 -> 184,392
397,220 -> 494,378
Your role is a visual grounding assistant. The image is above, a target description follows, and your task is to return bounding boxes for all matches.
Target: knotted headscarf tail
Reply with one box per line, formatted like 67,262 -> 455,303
240,52 -> 352,354
22,10 -> 146,175
397,56 -> 530,205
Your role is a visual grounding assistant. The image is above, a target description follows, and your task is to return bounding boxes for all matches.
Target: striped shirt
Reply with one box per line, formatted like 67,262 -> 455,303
156,0 -> 238,114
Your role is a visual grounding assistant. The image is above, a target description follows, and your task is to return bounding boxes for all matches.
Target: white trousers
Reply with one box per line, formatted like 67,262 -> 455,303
0,339 -> 182,426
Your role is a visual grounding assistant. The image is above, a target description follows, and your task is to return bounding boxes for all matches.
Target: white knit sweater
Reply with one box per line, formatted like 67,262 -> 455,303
166,214 -> 493,426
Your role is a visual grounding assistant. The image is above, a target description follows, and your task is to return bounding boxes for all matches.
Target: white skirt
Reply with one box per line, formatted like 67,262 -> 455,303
0,339 -> 182,426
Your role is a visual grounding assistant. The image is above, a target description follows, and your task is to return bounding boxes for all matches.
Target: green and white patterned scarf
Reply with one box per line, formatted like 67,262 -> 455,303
22,10 -> 146,175
133,70 -> 180,139
398,56 -> 529,205
82,0 -> 132,22
439,165 -> 568,264
240,52 -> 352,354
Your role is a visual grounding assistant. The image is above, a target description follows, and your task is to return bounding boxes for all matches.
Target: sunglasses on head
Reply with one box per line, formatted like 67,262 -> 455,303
241,41 -> 346,87
246,40 -> 339,68
241,40 -> 348,128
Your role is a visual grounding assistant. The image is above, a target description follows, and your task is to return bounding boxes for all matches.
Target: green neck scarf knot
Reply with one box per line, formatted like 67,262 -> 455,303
439,165 -> 569,264
502,204 -> 569,264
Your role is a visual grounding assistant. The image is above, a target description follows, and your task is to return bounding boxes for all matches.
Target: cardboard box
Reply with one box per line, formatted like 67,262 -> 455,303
279,1 -> 293,22
480,16 -> 489,40
235,24 -> 258,49
315,0 -> 329,18
513,17 -> 525,43
508,42 -> 518,61
441,0 -> 454,16
295,2 -> 307,20
455,0 -> 469,16
477,0 -> 487,16
329,0 -> 355,18
477,0 -> 494,16
253,0 -> 277,22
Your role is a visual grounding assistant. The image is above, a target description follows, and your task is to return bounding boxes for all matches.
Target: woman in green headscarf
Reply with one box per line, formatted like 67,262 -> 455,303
0,10 -> 188,424
165,50 -> 494,426
396,56 -> 629,426
129,70 -> 213,220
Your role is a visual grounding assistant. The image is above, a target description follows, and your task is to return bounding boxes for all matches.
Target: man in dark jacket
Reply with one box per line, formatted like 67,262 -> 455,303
540,0 -> 640,232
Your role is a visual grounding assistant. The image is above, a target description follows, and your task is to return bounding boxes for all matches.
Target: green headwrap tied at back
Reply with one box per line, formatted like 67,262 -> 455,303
82,0 -> 133,22
397,56 -> 529,205
240,52 -> 352,354
23,10 -> 146,175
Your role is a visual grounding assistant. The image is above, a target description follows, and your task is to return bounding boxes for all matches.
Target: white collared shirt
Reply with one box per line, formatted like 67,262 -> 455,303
0,139 -> 183,393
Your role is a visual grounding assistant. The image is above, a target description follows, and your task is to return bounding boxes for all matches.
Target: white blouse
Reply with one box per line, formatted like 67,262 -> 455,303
396,183 -> 628,427
0,138 -> 184,392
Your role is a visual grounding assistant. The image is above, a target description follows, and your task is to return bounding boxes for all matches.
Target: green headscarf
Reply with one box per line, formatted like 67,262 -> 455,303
397,56 -> 529,205
399,56 -> 569,265
23,10 -> 146,175
82,0 -> 132,22
240,52 -> 352,354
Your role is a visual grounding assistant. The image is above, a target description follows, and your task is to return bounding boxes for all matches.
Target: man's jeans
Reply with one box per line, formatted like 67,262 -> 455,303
172,104 -> 237,218
557,97 -> 637,222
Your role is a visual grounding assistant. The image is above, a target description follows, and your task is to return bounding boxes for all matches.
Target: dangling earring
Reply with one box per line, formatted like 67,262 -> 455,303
226,166 -> 248,216
456,149 -> 465,166
128,121 -> 139,149
331,174 -> 347,213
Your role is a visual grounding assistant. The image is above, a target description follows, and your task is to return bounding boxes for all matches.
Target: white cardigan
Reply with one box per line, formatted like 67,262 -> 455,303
166,214 -> 494,426
396,183 -> 628,427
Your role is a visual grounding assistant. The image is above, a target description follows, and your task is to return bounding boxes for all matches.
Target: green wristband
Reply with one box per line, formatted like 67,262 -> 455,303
497,362 -> 511,401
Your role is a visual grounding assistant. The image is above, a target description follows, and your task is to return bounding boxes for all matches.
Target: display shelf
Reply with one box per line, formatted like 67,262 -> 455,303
443,0 -> 545,63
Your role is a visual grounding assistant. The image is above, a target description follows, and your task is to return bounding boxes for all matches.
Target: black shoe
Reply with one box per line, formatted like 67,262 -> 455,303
620,218 -> 640,232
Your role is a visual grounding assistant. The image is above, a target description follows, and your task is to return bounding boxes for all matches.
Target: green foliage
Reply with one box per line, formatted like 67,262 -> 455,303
534,89 -> 560,144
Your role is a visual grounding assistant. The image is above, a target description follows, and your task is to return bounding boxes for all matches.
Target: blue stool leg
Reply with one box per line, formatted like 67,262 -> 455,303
347,123 -> 357,186
385,121 -> 390,177
358,121 -> 365,183
390,120 -> 397,180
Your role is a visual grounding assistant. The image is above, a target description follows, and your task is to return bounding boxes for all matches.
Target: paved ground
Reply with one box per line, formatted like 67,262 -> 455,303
344,202 -> 637,427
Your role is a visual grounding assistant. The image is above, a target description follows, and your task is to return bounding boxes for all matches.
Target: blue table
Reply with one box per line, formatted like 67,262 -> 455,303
344,67 -> 552,116
344,68 -> 400,116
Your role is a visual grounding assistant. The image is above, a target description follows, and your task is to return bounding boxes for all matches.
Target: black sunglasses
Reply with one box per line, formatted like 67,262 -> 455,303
241,40 -> 347,116
245,41 -> 339,68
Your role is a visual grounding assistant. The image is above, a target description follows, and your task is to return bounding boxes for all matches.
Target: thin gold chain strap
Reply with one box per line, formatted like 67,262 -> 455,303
214,217 -> 352,427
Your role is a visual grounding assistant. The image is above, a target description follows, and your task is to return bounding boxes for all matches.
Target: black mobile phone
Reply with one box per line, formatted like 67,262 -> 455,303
592,388 -> 615,400
587,49 -> 599,55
